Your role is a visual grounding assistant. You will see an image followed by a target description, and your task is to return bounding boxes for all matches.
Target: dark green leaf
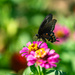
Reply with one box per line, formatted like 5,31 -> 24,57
59,70 -> 66,75
46,70 -> 55,74
42,67 -> 46,75
30,65 -> 38,75
46,70 -> 66,75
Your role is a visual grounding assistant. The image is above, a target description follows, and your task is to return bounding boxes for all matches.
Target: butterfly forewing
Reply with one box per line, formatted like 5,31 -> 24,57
38,14 -> 53,35
46,19 -> 57,32
41,19 -> 57,34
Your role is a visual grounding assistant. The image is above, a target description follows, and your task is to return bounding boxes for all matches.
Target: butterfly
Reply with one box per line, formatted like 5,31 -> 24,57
36,14 -> 57,43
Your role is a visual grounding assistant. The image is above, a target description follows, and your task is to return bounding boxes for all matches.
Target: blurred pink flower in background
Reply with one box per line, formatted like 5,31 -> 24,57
20,41 -> 60,69
53,24 -> 70,44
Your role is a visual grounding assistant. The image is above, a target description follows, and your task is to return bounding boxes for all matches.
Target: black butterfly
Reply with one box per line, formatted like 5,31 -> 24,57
36,14 -> 57,43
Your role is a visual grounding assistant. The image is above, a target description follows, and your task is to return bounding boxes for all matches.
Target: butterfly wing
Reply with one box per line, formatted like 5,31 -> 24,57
38,14 -> 53,35
42,19 -> 57,32
38,19 -> 57,36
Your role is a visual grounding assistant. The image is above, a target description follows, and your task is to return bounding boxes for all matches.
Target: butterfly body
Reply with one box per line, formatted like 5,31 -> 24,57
36,14 -> 57,42
36,31 -> 56,42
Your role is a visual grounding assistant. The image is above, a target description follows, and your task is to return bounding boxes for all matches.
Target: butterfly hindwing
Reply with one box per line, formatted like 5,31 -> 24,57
41,19 -> 57,34
42,32 -> 56,42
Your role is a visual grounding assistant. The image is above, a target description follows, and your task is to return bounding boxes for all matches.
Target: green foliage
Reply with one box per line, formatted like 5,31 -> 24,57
23,67 -> 66,75
0,70 -> 17,75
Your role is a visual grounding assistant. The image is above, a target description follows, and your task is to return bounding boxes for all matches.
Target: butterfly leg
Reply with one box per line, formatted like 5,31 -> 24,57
42,37 -> 46,42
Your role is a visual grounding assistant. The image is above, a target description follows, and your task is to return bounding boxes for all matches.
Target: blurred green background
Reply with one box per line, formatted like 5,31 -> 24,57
0,0 -> 75,75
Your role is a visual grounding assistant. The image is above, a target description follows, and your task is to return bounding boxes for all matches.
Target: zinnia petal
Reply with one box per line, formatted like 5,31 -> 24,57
27,61 -> 35,66
26,42 -> 31,46
27,55 -> 36,61
21,53 -> 28,57
20,50 -> 28,54
53,53 -> 60,58
50,63 -> 57,67
40,42 -> 48,48
48,49 -> 55,55
45,64 -> 50,69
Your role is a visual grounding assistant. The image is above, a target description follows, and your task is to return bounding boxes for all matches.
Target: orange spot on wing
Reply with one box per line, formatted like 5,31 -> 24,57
46,33 -> 48,35
47,39 -> 49,41
50,33 -> 53,36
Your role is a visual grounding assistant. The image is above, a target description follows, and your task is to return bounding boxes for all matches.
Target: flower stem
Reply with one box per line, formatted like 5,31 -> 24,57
38,66 -> 44,75
38,66 -> 41,75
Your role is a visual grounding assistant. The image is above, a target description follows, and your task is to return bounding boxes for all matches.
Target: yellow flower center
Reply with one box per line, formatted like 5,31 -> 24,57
28,43 -> 38,52
35,48 -> 46,58
56,30 -> 64,38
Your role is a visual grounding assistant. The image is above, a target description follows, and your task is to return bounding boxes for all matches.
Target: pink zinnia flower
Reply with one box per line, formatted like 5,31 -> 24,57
20,41 -> 60,69
20,41 -> 48,57
53,24 -> 70,44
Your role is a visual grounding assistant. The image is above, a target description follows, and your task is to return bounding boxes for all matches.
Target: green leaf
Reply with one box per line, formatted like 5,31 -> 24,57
46,70 -> 66,75
23,67 -> 32,75
59,70 -> 66,75
46,70 -> 55,74
42,67 -> 46,75
30,65 -> 38,75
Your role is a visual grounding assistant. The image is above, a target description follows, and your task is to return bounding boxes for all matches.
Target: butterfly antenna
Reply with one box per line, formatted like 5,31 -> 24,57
33,35 -> 38,41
